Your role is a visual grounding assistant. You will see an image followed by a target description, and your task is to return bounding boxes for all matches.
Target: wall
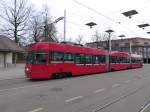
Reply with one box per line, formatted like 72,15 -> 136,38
6,52 -> 12,64
0,53 -> 4,68
0,52 -> 13,68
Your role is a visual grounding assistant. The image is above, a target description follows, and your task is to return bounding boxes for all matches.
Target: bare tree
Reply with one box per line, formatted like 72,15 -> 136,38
92,30 -> 105,42
41,5 -> 58,42
0,0 -> 32,44
29,13 -> 43,42
75,35 -> 84,44
92,30 -> 109,48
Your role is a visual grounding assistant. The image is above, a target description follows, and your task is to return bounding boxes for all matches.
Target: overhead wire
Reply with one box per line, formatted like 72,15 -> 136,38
71,0 -> 148,36
72,0 -> 118,24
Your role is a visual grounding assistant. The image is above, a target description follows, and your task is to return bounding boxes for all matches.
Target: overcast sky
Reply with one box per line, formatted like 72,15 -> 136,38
4,0 -> 150,43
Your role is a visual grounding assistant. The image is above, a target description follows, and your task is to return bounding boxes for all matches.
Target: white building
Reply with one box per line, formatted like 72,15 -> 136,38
86,37 -> 150,63
0,35 -> 25,68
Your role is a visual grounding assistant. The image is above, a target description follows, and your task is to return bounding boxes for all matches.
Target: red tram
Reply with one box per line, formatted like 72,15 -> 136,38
25,42 -> 143,80
109,51 -> 131,71
130,54 -> 143,68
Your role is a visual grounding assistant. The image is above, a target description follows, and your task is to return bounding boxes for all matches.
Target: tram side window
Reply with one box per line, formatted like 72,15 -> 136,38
137,58 -> 142,63
127,57 -> 130,63
132,58 -> 141,63
122,57 -> 127,63
64,53 -> 74,61
116,57 -> 120,63
136,58 -> 139,63
138,58 -> 141,62
85,55 -> 93,64
115,57 -> 118,63
109,56 -> 111,63
109,56 -> 112,63
35,54 -> 47,64
93,55 -> 100,64
119,57 -> 124,63
132,58 -> 140,63
120,57 -> 127,63
116,56 -> 119,63
135,58 -> 138,63
125,57 -> 128,63
111,56 -> 116,63
125,57 -> 129,63
123,57 -> 126,63
100,55 -> 106,64
140,58 -> 143,62
51,51 -> 64,61
119,57 -> 123,63
131,58 -> 134,63
75,54 -> 85,64
110,56 -> 117,63
131,58 -> 136,63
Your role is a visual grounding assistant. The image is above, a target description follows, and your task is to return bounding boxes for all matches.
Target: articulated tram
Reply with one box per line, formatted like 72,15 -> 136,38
25,42 -> 143,80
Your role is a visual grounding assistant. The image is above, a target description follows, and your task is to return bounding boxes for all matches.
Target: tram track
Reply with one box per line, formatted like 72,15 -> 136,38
70,71 -> 150,112
88,78 -> 150,112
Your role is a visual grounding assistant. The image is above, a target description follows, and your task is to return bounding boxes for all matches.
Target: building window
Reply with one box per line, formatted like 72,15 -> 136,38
135,42 -> 140,45
115,44 -> 119,47
124,43 -> 129,46
144,42 -> 149,45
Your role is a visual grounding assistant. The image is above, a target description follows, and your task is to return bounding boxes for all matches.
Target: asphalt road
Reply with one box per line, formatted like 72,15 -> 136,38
0,65 -> 150,112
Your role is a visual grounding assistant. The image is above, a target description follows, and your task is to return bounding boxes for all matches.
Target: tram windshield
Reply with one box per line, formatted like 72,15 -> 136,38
26,50 -> 48,64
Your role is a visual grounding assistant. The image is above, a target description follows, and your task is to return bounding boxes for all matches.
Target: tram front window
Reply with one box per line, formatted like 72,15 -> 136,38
26,50 -> 47,64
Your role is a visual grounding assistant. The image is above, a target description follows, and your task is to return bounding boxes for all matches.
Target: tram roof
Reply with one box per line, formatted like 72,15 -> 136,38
27,42 -> 107,55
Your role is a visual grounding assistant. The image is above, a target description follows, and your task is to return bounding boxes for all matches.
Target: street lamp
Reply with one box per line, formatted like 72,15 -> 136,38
118,34 -> 125,39
147,32 -> 150,34
137,23 -> 149,30
122,10 -> 138,19
105,29 -> 114,51
105,29 -> 114,72
85,22 -> 97,28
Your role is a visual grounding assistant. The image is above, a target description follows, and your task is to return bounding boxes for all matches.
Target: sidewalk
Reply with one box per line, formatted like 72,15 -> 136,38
0,64 -> 25,80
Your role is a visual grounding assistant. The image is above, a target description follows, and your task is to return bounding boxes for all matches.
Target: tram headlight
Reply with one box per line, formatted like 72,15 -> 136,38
26,67 -> 29,71
25,67 -> 30,72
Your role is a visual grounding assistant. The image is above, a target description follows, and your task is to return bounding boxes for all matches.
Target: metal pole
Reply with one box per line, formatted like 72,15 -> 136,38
108,33 -> 111,51
106,33 -> 111,72
129,40 -> 132,64
129,40 -> 132,54
64,9 -> 66,42
105,29 -> 114,72
146,47 -> 149,64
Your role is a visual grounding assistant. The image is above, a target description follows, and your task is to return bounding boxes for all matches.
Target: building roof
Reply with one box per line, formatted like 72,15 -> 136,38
86,37 -> 150,45
0,35 -> 24,52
